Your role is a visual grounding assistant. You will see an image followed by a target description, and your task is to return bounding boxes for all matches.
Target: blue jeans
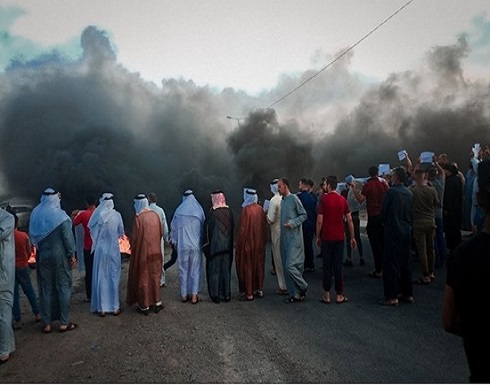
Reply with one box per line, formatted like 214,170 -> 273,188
13,267 -> 40,322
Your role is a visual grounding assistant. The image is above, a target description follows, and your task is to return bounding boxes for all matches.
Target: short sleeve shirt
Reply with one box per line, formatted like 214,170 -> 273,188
317,191 -> 350,241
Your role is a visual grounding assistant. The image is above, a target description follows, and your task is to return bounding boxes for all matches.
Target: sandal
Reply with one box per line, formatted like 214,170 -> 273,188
255,290 -> 264,299
42,325 -> 52,334
336,296 -> 349,304
284,296 -> 303,303
276,288 -> 288,296
319,298 -> 331,304
137,307 -> 150,316
378,299 -> 399,307
113,308 -> 123,316
59,322 -> 78,333
239,294 -> 254,301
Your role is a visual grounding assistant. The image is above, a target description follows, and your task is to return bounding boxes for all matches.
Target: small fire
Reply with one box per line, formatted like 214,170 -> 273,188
28,246 -> 36,267
28,235 -> 132,268
119,234 -> 131,255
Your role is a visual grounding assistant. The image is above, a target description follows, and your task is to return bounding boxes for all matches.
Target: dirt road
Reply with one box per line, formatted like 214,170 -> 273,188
1,238 -> 469,383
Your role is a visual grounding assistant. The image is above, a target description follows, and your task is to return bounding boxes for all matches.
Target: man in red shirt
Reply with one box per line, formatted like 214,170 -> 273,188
316,176 -> 356,304
352,166 -> 389,278
12,214 -> 40,330
72,195 -> 97,302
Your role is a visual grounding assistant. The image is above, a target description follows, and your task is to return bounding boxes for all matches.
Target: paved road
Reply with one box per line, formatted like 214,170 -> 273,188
1,232 -> 469,383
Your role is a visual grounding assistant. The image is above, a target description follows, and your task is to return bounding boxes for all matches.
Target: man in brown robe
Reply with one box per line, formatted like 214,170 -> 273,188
126,194 -> 163,315
235,189 -> 267,301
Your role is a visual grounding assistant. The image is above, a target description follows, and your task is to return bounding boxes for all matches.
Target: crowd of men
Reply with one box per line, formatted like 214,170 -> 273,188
1,146 -> 489,382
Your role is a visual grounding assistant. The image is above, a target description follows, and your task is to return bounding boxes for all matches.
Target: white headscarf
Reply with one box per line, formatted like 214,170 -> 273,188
270,179 -> 279,195
134,193 -> 149,215
88,193 -> 117,253
29,188 -> 70,246
242,188 -> 258,208
170,190 -> 205,241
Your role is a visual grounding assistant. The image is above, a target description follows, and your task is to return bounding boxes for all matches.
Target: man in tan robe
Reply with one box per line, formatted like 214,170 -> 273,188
126,194 -> 163,315
235,189 -> 267,301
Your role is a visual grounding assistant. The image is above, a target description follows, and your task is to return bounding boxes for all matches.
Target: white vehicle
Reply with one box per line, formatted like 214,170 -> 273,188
0,197 -> 35,232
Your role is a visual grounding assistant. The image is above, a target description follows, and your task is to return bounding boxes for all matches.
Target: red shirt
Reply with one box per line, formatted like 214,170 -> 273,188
361,177 -> 389,217
14,229 -> 32,269
317,191 -> 350,241
73,207 -> 95,251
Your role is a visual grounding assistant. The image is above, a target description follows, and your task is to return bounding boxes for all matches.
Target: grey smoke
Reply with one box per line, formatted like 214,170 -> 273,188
1,26 -> 489,230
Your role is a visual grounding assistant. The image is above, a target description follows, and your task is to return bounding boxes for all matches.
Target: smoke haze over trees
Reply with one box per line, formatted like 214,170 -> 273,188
1,26 -> 489,229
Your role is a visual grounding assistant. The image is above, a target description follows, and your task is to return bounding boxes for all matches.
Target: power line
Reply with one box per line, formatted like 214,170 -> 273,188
267,0 -> 415,109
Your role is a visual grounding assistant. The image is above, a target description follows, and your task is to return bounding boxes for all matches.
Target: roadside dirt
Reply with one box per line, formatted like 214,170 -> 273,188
1,240 -> 469,383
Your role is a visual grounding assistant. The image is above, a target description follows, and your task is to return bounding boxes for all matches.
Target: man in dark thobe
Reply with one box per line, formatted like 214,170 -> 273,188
379,168 -> 413,306
203,191 -> 234,303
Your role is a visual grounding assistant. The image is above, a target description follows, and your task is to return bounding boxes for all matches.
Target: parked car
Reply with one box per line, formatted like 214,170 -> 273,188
0,197 -> 35,232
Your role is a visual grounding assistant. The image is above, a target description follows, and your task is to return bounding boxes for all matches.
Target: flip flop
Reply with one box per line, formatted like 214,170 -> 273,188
239,295 -> 254,302
336,296 -> 349,304
59,322 -> 78,333
113,308 -> 123,316
276,289 -> 288,296
284,296 -> 303,303
319,298 -> 331,304
378,299 -> 399,307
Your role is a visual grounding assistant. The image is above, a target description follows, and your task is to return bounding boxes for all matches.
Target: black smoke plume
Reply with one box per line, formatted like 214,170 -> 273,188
1,27 -> 489,232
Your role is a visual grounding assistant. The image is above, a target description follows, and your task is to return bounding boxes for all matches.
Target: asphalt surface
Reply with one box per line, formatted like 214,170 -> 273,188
1,230 -> 469,384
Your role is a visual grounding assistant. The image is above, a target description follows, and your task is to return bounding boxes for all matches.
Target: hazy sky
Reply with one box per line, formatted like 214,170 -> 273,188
1,0 -> 489,95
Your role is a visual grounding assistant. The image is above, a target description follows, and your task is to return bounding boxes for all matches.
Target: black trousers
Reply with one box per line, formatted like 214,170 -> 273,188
84,249 -> 94,300
366,215 -> 384,273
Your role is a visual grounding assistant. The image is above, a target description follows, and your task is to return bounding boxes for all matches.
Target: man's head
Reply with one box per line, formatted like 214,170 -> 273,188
325,175 -> 338,192
368,166 -> 378,177
443,163 -> 458,177
413,168 -> 426,185
85,194 -> 97,207
298,178 -> 309,192
278,177 -> 290,197
148,192 -> 157,204
437,153 -> 449,166
307,179 -> 315,191
391,167 -> 407,185
427,166 -> 438,180
477,159 -> 490,215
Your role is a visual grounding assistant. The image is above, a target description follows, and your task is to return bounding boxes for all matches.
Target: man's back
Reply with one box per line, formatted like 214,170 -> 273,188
132,210 -> 162,256
73,208 -> 95,251
362,177 -> 388,217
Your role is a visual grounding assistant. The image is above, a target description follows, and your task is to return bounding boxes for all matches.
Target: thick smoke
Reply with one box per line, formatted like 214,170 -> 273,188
313,36 -> 490,179
227,108 -> 315,200
0,26 -> 239,227
1,26 -> 489,232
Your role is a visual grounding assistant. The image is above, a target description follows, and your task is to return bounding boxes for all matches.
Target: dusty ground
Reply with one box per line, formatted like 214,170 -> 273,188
1,235 -> 469,384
